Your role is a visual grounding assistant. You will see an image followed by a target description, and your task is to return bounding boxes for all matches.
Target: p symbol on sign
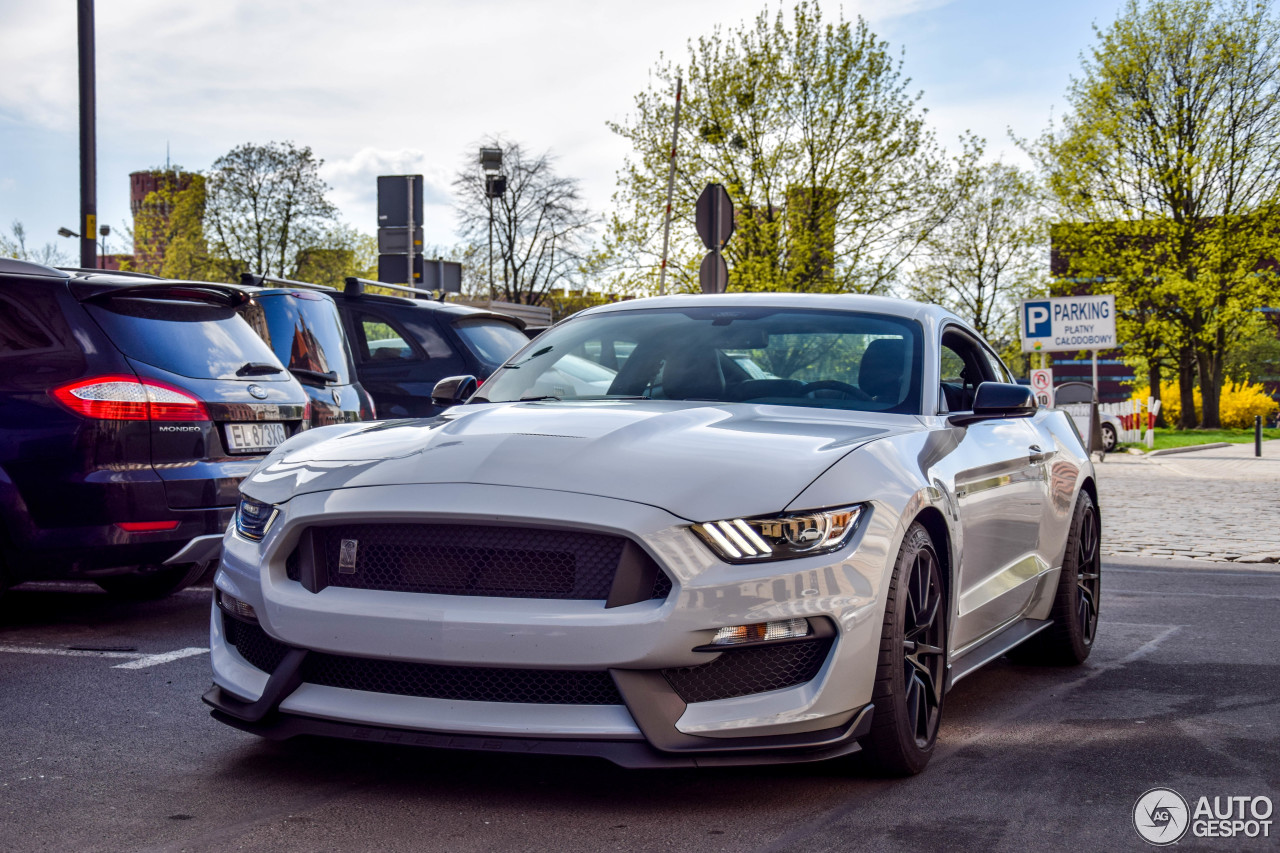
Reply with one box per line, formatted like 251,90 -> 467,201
1025,302 -> 1051,337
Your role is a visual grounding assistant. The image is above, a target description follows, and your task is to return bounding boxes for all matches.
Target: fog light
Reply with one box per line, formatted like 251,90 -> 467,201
712,618 -> 810,646
217,590 -> 257,622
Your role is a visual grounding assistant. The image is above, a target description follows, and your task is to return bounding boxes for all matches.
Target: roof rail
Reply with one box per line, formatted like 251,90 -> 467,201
240,272 -> 337,292
343,277 -> 442,300
55,266 -> 162,280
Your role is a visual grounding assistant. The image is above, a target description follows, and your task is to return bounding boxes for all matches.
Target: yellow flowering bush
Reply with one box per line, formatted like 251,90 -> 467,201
1129,380 -> 1276,428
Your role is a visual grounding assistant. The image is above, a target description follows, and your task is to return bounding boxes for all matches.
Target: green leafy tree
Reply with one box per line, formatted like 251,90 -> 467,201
605,1 -> 958,295
131,172 -> 232,281
909,157 -> 1046,344
1038,0 -> 1280,427
204,141 -> 339,278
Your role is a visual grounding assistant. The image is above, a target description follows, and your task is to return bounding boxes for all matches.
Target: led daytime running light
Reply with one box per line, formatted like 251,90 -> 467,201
693,506 -> 863,562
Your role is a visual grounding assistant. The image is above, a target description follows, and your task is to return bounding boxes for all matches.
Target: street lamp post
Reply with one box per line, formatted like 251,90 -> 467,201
59,224 -> 110,267
479,147 -> 506,304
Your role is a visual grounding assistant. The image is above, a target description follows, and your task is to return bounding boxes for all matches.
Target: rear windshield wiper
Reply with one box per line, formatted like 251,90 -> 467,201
289,367 -> 340,385
236,362 -> 284,377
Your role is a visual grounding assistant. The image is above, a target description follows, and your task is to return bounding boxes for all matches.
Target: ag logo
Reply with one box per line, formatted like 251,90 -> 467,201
247,384 -> 268,400
1134,788 -> 1190,845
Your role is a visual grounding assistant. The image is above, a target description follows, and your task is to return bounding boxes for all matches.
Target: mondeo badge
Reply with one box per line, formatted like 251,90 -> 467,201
247,384 -> 268,400
338,539 -> 359,574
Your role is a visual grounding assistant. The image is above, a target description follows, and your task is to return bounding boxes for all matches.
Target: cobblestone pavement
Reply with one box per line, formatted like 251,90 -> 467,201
1096,439 -> 1280,562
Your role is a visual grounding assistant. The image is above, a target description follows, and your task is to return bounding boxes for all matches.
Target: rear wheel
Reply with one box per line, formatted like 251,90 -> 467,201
95,562 -> 208,601
860,522 -> 947,777
1008,491 -> 1100,665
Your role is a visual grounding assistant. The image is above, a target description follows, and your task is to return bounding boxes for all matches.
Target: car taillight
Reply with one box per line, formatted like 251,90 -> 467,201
52,375 -> 210,421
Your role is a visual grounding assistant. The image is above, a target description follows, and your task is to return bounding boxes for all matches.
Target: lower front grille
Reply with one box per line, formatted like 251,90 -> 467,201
223,614 -> 291,675
662,639 -> 833,704
221,616 -> 622,705
301,654 -> 623,705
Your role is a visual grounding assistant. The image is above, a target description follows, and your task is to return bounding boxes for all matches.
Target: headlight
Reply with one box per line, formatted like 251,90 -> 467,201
234,498 -> 278,541
692,505 -> 864,563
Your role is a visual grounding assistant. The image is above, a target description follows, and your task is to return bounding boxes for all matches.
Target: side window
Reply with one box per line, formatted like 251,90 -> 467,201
357,313 -> 420,362
984,349 -> 1015,384
0,295 -> 57,356
939,328 -> 997,412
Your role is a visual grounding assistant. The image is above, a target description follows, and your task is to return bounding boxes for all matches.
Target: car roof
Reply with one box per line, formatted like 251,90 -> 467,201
570,292 -> 964,328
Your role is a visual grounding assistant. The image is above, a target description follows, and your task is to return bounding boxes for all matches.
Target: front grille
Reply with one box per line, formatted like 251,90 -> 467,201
301,654 -> 623,705
662,639 -> 833,704
220,614 -> 622,705
223,615 -> 291,674
286,523 -> 671,603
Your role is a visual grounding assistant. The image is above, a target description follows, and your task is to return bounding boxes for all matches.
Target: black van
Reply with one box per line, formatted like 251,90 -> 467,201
242,274 -> 530,418
237,286 -> 374,426
0,261 -> 309,600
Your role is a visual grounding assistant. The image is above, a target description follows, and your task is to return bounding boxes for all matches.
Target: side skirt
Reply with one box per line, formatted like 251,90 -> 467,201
945,618 -> 1053,692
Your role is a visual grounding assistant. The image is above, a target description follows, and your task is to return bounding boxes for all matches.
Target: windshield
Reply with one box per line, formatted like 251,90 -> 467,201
479,306 -> 924,414
453,318 -> 529,369
239,292 -> 352,385
86,298 -> 287,381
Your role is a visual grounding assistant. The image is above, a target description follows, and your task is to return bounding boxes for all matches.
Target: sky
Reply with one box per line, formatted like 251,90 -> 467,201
0,0 -> 1130,262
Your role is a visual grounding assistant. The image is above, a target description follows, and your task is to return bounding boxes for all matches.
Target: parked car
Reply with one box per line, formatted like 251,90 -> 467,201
1099,411 -> 1120,452
0,260 -> 309,601
236,283 -> 374,426
241,276 -> 530,419
207,293 -> 1099,775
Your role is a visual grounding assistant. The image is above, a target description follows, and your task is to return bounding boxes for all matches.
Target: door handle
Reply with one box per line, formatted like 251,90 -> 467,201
1028,445 -> 1052,464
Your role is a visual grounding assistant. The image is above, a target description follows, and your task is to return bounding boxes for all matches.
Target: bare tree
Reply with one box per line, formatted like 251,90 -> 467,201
454,138 -> 595,305
204,141 -> 338,277
1,221 -> 72,266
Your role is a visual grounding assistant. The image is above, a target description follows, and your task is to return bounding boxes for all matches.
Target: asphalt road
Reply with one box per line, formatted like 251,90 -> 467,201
2,560 -> 1277,853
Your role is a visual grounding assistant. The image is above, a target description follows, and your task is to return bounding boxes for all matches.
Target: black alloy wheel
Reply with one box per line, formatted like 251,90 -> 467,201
861,522 -> 947,776
1008,490 -> 1101,666
1074,498 -> 1101,647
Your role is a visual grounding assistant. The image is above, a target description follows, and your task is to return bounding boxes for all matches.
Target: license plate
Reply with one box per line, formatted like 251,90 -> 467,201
225,422 -> 287,454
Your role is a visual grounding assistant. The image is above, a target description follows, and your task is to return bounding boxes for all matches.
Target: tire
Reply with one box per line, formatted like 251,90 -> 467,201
860,522 -> 948,777
1101,423 -> 1117,452
1007,491 -> 1101,666
94,563 -> 208,601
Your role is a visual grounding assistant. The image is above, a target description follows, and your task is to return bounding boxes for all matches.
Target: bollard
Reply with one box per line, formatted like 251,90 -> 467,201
1258,415 -> 1264,457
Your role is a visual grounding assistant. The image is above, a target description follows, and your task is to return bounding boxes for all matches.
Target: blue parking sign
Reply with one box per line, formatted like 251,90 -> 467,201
1024,301 -> 1051,338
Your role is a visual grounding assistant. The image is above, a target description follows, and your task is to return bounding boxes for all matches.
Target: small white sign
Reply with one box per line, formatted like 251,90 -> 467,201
1030,369 -> 1054,407
1020,295 -> 1116,353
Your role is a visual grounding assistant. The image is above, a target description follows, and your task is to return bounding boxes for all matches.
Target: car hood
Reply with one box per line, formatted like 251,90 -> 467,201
243,400 -> 924,520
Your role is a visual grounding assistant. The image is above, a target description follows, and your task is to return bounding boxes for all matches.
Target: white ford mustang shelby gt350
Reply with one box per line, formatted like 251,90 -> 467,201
206,293 -> 1100,775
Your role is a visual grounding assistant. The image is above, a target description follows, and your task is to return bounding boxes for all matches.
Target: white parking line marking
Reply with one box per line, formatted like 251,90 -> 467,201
112,647 -> 209,670
0,644 -> 210,670
0,645 -> 140,660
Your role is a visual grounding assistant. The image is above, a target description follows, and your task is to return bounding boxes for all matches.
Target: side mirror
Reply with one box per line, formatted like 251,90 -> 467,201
431,375 -> 478,409
950,382 -> 1036,425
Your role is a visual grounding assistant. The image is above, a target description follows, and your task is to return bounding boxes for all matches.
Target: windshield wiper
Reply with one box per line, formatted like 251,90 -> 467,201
289,367 -> 340,386
518,394 -> 562,402
236,362 -> 284,376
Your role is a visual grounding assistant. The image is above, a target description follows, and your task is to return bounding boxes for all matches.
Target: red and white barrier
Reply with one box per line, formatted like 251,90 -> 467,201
1100,397 -> 1162,448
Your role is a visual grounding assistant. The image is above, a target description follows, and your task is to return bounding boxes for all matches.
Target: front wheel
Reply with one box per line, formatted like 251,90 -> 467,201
860,522 -> 947,777
95,563 -> 208,601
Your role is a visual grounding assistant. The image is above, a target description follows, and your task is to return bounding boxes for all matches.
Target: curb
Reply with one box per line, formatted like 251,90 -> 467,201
1146,441 -> 1232,457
